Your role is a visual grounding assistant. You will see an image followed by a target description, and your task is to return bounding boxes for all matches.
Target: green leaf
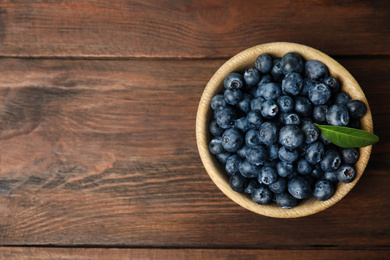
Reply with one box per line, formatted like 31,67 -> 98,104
314,124 -> 379,148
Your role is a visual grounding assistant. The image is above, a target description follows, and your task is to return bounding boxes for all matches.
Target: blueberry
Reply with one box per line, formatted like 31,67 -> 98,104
301,121 -> 320,144
215,107 -> 238,129
224,89 -> 243,105
260,100 -> 279,119
311,163 -> 324,179
236,93 -> 252,114
278,146 -> 299,163
269,177 -> 288,194
245,129 -> 260,147
250,96 -> 266,112
237,145 -> 251,159
276,161 -> 294,178
297,158 -> 313,175
300,79 -> 314,97
224,72 -> 244,90
320,149 -> 342,172
346,100 -> 367,119
209,138 -> 225,155
229,173 -> 249,192
243,68 -> 261,87
257,74 -> 273,89
288,176 -> 312,199
259,166 -> 278,185
276,192 -> 298,209
244,179 -> 260,194
282,112 -> 301,125
313,180 -> 335,201
304,60 -> 329,82
305,141 -> 325,164
222,128 -> 244,152
279,125 -> 304,149
326,104 -> 350,126
294,96 -> 313,117
337,164 -> 356,183
246,111 -> 263,128
262,82 -> 282,100
282,72 -> 303,96
269,143 -> 280,160
211,94 -> 227,111
340,148 -> 360,165
246,145 -> 268,165
216,151 -> 232,164
225,155 -> 242,175
239,160 -> 261,178
255,53 -> 273,74
277,95 -> 295,113
271,58 -> 284,82
322,171 -> 339,184
251,185 -> 273,205
259,121 -> 279,146
234,117 -> 250,133
209,120 -> 224,137
334,91 -> 351,105
308,83 -> 331,105
281,52 -> 304,75
313,105 -> 329,124
323,76 -> 340,95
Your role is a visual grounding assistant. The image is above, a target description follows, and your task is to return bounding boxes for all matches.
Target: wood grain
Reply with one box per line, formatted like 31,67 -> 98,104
0,0 -> 389,58
0,247 -> 389,260
0,58 -> 389,246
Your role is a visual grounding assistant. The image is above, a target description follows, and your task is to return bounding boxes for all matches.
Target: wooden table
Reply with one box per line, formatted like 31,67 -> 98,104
0,1 -> 389,259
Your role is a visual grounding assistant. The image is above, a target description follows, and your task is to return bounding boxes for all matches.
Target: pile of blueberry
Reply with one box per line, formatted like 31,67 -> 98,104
208,52 -> 367,209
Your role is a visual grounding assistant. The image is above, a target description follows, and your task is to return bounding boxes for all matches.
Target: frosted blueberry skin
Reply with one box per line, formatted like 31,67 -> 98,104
229,173 -> 249,192
320,149 -> 342,172
288,176 -> 312,199
259,121 -> 279,146
224,72 -> 244,90
276,192 -> 298,209
326,104 -> 350,126
305,141 -> 325,164
337,164 -> 356,183
305,60 -> 329,82
334,91 -> 351,105
243,68 -> 261,87
282,72 -> 303,96
313,180 -> 335,201
308,83 -> 332,105
255,53 -> 273,74
225,155 -> 242,175
346,100 -> 367,119
340,148 -> 360,165
251,185 -> 273,205
270,177 -> 288,194
279,125 -> 305,150
277,95 -> 295,113
281,52 -> 304,75
222,128 -> 244,153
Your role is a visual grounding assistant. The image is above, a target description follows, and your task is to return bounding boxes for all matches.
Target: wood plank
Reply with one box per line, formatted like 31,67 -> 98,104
0,58 -> 389,246
0,0 -> 389,58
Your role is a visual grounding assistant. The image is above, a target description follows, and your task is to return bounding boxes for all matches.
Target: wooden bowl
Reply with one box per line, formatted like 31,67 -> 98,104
196,42 -> 373,218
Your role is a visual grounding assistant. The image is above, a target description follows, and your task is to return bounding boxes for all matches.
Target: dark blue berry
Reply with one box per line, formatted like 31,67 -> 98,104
281,52 -> 304,75
246,145 -> 268,165
224,89 -> 243,105
322,171 -> 339,184
282,72 -> 303,96
300,79 -> 314,97
271,58 -> 284,82
209,120 -> 224,137
346,100 -> 367,119
211,94 -> 227,111
297,158 -> 313,175
259,166 -> 278,185
222,128 -> 244,152
234,117 -> 250,133
260,100 -> 279,119
269,177 -> 288,194
229,173 -> 249,192
313,180 -> 334,201
257,74 -> 273,89
340,148 -> 360,165
323,76 -> 340,95
250,96 -> 265,112
337,164 -> 356,183
305,60 -> 329,82
288,176 -> 311,199
320,149 -> 342,172
278,146 -> 299,163
239,160 -> 261,178
237,145 -> 251,159
245,179 -> 260,194
269,143 -> 280,160
224,72 -> 244,90
255,53 -> 273,73
301,121 -> 320,144
311,163 -> 324,179
259,121 -> 279,146
313,105 -> 329,124
294,96 -> 313,117
308,83 -> 331,105
251,185 -> 273,205
215,107 -> 237,129
225,155 -> 242,175
279,125 -> 304,149
245,129 -> 260,147
262,82 -> 282,100
305,141 -> 325,164
246,111 -> 263,128
276,192 -> 298,209
276,161 -> 294,178
236,93 -> 252,114
277,95 -> 294,113
334,91 -> 351,105
216,151 -> 232,164
243,68 -> 261,87
326,104 -> 350,126
209,138 -> 225,155
282,113 -> 301,125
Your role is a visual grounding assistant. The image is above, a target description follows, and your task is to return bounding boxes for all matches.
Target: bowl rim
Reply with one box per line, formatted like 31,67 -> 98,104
196,42 -> 373,218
